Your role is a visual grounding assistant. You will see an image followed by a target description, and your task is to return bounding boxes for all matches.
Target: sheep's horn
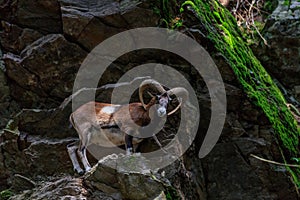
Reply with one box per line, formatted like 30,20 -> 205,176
166,87 -> 189,115
139,79 -> 166,110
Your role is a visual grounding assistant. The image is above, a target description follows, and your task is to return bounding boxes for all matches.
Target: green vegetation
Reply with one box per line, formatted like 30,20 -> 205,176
283,0 -> 291,6
165,186 -> 180,200
263,0 -> 278,13
0,189 -> 14,200
155,0 -> 300,187
178,0 -> 300,186
151,173 -> 180,200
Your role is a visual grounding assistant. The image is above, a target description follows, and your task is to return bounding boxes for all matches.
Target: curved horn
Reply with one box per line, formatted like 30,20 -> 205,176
139,79 -> 166,110
166,87 -> 189,116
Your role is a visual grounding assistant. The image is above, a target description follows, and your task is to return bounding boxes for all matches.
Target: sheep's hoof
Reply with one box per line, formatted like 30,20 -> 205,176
85,167 -> 91,172
126,148 -> 133,156
74,168 -> 84,175
78,170 -> 85,176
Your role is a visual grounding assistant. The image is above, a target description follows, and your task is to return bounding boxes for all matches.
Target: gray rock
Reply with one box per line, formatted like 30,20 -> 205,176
294,85 -> 300,99
0,22 -> 43,54
22,136 -> 77,175
0,0 -> 298,199
84,154 -> 168,200
60,0 -> 159,50
3,34 -> 87,107
202,141 -> 298,199
0,50 -> 20,129
0,0 -> 62,34
9,176 -> 89,200
0,132 -> 76,175
11,174 -> 36,192
257,0 -> 300,101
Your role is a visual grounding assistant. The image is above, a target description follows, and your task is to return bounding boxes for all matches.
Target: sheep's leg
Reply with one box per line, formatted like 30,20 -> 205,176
125,134 -> 133,155
134,142 -> 141,154
77,145 -> 91,172
67,142 -> 84,175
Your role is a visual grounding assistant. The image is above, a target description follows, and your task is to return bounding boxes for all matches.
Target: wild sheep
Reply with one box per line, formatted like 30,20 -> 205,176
67,79 -> 188,174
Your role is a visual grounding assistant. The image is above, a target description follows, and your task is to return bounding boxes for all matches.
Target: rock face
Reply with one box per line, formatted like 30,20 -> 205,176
11,176 -> 89,200
0,49 -> 19,131
10,154 -> 172,200
0,0 -> 159,108
60,0 -> 159,50
202,141 -> 297,200
0,0 -> 62,34
0,125 -> 77,188
84,154 -> 168,200
3,34 -> 87,108
256,0 -> 300,102
0,0 -> 298,199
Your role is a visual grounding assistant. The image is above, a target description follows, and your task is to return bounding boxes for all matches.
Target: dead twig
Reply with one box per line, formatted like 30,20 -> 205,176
250,12 -> 269,46
228,0 -> 270,45
250,154 -> 300,168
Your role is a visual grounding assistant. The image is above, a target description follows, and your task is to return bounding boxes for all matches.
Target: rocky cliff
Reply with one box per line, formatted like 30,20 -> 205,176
0,0 -> 299,199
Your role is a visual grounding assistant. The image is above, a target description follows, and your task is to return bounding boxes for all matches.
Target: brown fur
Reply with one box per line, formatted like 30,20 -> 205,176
70,96 -> 157,146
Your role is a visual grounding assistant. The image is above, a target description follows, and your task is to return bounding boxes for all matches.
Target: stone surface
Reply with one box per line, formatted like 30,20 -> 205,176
3,34 -> 87,107
0,128 -> 77,177
84,154 -> 167,200
0,0 -> 298,199
256,0 -> 300,101
295,85 -> 300,100
9,154 -> 172,200
0,0 -> 62,33
14,108 -> 74,139
202,142 -> 297,200
60,0 -> 159,50
0,21 -> 43,54
0,50 -> 19,130
11,174 -> 36,192
11,176 -> 89,200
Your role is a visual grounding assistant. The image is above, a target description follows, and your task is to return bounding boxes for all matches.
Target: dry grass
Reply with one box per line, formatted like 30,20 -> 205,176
223,0 -> 275,45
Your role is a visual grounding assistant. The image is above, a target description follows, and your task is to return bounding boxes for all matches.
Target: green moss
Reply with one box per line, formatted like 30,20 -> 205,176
263,0 -> 278,12
179,0 -> 300,186
0,189 -> 14,200
153,0 -> 178,28
283,0 -> 291,6
160,0 -> 300,188
165,186 -> 180,200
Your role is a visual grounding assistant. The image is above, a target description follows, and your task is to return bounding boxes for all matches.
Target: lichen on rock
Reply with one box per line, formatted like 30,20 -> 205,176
180,0 -> 300,186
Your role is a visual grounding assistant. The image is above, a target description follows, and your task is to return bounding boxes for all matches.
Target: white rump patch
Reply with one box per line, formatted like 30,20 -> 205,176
101,105 -> 120,114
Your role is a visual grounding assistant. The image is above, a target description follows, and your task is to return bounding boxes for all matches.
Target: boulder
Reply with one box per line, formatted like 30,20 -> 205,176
8,154 -> 172,200
84,153 -> 170,200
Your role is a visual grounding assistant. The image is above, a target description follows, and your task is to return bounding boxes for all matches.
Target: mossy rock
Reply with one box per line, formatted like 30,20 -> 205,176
177,0 -> 300,186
